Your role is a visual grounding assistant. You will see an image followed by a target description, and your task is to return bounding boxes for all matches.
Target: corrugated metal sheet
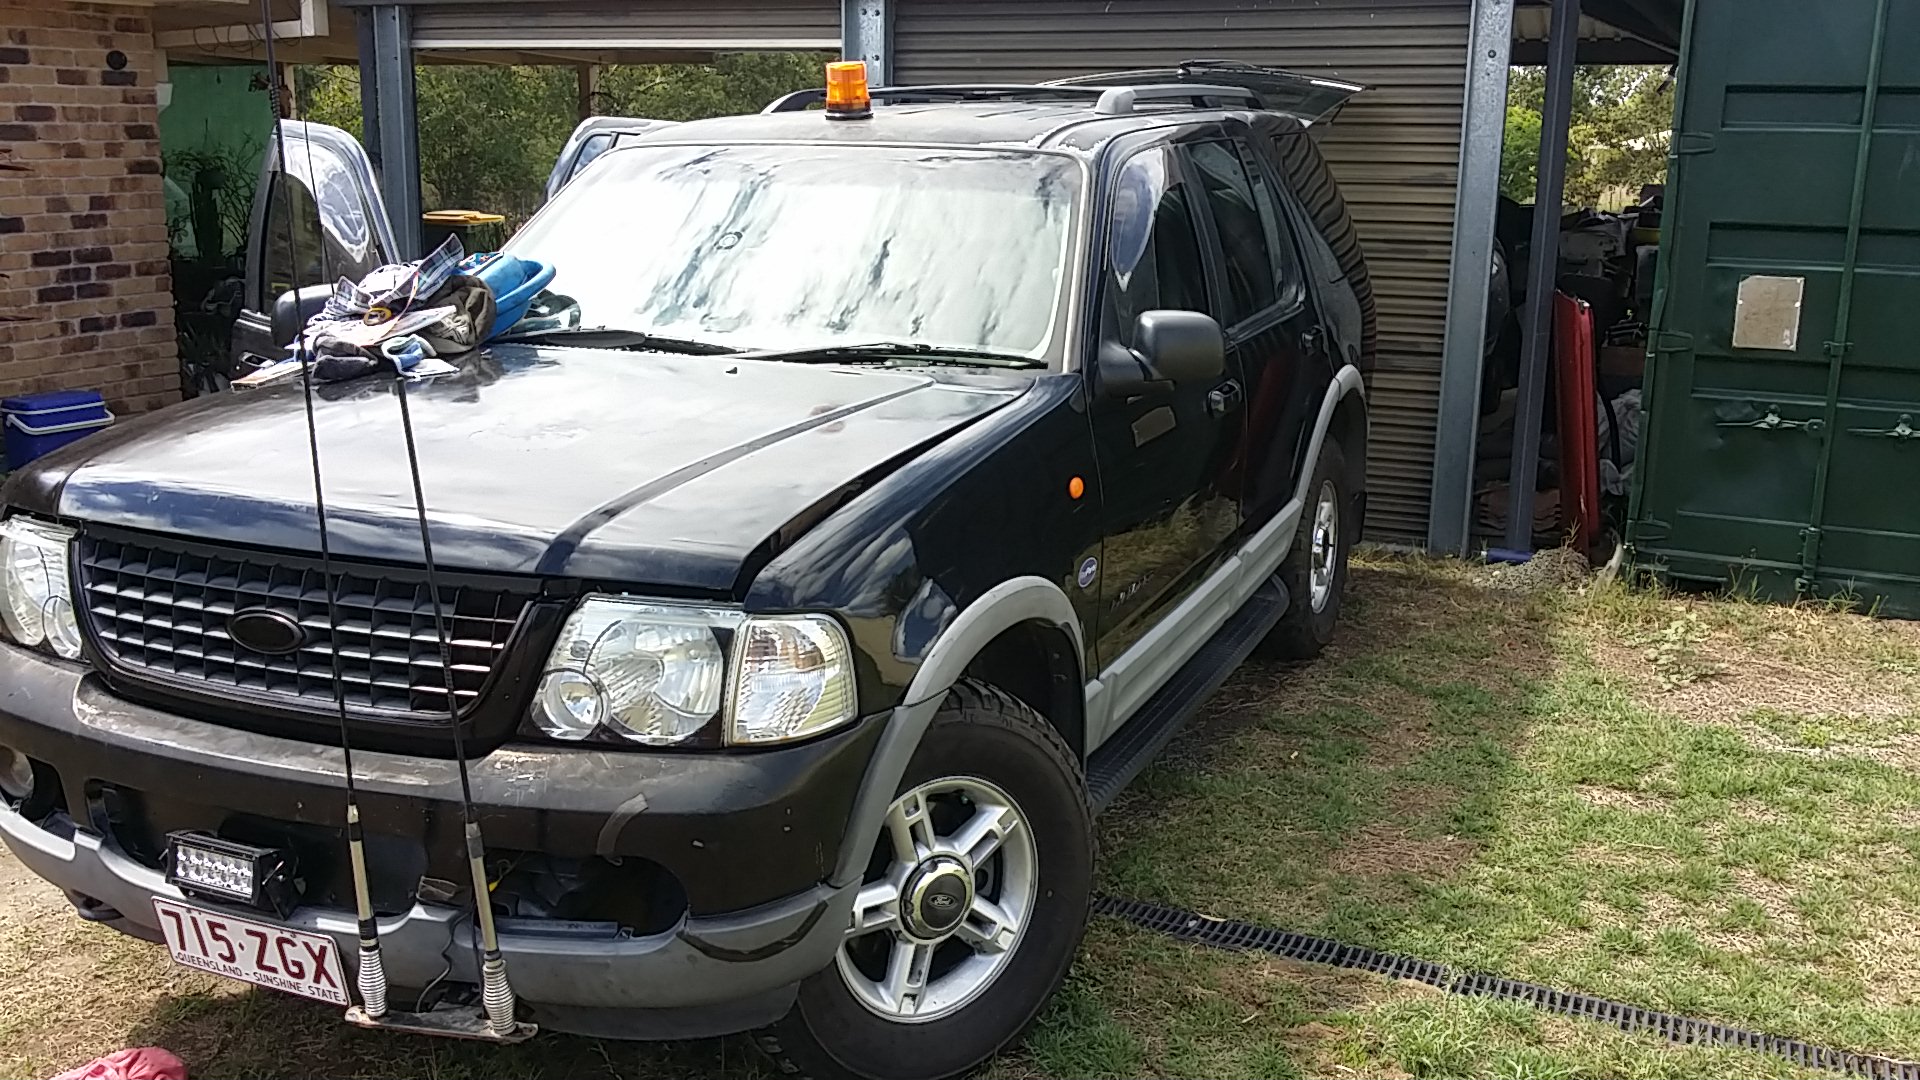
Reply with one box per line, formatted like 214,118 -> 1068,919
410,0 -> 841,51
894,0 -> 1470,541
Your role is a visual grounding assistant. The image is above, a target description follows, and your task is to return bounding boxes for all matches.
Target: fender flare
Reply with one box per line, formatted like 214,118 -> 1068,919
902,576 -> 1084,707
832,576 -> 1084,885
1293,364 -> 1368,509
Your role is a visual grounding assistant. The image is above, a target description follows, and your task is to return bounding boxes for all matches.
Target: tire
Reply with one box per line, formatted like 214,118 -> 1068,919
1256,439 -> 1353,661
755,681 -> 1094,1080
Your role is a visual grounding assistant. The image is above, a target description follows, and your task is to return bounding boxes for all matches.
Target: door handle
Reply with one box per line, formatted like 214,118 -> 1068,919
1717,407 -> 1823,434
1206,381 -> 1244,417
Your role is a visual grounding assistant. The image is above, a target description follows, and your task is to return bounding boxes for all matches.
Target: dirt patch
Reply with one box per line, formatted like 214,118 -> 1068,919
1589,631 -> 1920,733
0,851 -> 237,1079
1575,785 -> 1670,812
1684,647 -> 1915,719
1851,900 -> 1920,1007
1328,822 -> 1476,880
1725,868 -> 1802,925
1580,585 -> 1920,731
1729,798 -> 1784,825
1354,690 -> 1441,769
1570,842 -> 1682,875
1383,783 -> 1457,821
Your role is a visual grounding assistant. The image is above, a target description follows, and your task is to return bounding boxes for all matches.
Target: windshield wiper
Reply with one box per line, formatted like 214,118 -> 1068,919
491,326 -> 741,356
739,342 -> 1047,369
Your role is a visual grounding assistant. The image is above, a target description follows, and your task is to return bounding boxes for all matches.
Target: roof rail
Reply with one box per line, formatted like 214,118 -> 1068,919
1047,61 -> 1364,124
762,81 -> 1266,116
1092,84 -> 1262,115
763,84 -> 1105,113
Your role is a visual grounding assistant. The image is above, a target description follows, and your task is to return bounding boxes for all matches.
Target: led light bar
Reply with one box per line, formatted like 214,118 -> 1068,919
165,831 -> 299,916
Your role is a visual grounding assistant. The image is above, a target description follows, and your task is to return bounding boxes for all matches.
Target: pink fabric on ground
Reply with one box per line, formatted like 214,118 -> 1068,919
50,1047 -> 187,1080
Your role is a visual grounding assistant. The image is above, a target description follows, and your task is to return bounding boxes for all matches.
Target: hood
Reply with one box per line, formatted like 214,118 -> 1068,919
11,345 -> 1024,592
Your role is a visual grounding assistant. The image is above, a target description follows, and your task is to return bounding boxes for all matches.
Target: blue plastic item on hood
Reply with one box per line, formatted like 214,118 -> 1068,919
462,253 -> 555,340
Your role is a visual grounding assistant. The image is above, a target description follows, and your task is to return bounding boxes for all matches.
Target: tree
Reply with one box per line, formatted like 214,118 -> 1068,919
1501,65 -> 1677,208
298,53 -> 827,227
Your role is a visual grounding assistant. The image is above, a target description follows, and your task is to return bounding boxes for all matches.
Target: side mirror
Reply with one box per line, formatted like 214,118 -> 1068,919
270,284 -> 333,345
1095,310 -> 1226,397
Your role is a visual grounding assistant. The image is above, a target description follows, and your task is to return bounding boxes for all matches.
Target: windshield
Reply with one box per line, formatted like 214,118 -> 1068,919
504,143 -> 1082,361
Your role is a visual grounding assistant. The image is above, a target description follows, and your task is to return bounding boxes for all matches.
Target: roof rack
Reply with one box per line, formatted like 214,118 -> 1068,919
1047,61 -> 1364,124
762,81 -> 1265,115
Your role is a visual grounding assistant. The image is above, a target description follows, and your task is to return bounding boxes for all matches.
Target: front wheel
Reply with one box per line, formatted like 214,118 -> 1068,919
756,682 -> 1093,1080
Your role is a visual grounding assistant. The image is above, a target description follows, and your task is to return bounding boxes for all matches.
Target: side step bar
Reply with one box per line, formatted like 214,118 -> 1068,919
1086,576 -> 1291,811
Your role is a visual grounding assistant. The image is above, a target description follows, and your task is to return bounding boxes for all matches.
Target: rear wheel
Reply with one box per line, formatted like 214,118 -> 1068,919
756,682 -> 1093,1080
1257,439 -> 1353,660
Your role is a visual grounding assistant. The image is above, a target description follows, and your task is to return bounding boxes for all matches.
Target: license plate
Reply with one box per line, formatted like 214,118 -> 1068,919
151,897 -> 349,1006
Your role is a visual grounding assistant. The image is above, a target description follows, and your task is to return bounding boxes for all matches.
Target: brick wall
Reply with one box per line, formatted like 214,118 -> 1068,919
0,0 -> 178,426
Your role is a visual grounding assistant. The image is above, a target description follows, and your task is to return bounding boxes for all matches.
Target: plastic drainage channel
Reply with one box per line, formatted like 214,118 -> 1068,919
1093,896 -> 1920,1080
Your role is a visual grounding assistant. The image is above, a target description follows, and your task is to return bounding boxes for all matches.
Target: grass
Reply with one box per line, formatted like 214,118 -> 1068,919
4,553 -> 1919,1078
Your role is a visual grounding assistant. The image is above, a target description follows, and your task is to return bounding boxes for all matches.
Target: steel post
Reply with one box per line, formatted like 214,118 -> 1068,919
842,0 -> 892,85
362,5 -> 422,259
1504,0 -> 1581,552
1427,0 -> 1517,555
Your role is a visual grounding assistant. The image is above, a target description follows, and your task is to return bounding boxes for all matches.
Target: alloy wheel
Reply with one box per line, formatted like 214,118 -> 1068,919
836,776 -> 1037,1022
1309,479 -> 1340,614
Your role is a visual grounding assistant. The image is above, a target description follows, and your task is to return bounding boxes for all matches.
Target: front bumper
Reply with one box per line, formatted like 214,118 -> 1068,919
2,803 -> 850,1031
0,643 -> 883,1030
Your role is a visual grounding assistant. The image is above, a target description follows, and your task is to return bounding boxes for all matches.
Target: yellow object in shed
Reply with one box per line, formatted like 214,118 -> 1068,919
422,209 -> 509,256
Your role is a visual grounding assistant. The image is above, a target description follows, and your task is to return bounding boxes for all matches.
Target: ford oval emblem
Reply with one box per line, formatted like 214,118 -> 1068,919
926,892 -> 957,911
228,608 -> 307,656
1077,557 -> 1099,591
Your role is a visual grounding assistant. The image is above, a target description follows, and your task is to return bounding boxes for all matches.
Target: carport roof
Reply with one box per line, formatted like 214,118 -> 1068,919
165,0 -> 1693,70
1515,0 -> 1688,64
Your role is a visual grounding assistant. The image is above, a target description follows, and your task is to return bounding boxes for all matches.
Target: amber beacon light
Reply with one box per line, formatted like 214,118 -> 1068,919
825,60 -> 873,119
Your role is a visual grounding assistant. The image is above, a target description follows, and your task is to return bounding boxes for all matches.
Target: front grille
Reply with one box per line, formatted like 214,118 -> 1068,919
78,532 -> 536,719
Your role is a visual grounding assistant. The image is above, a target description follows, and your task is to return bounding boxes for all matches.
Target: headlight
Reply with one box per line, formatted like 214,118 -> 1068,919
529,597 -> 857,748
0,518 -> 82,659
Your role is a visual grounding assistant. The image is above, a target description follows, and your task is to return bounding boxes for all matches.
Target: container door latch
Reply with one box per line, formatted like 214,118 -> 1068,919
1847,414 -> 1920,441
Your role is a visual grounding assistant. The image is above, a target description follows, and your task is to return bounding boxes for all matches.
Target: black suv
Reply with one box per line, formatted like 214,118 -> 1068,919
0,65 -> 1374,1080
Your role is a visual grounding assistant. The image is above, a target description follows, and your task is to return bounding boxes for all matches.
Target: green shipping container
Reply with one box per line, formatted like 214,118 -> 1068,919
1629,0 -> 1920,615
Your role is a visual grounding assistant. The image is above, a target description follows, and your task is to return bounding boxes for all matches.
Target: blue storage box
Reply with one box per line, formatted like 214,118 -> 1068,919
4,390 -> 114,468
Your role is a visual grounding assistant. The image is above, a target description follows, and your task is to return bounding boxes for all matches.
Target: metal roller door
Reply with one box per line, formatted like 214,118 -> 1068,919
409,0 -> 841,52
893,0 -> 1471,542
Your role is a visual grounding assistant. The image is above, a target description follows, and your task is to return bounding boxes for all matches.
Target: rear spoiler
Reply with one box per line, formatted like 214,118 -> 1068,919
1044,60 -> 1363,125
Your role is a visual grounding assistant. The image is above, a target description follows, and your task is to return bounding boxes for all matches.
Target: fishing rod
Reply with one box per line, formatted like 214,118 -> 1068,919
391,361 -> 526,1040
253,0 -> 392,1028
258,2 -> 527,1040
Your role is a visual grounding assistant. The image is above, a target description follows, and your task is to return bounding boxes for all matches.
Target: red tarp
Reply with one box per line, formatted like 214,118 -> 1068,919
1553,292 -> 1601,555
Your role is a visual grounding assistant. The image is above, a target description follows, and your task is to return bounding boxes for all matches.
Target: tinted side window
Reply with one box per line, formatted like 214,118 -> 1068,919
1188,140 -> 1280,324
260,174 -> 327,309
569,132 -> 615,184
258,140 -> 389,310
1105,147 -> 1210,347
1235,141 -> 1304,307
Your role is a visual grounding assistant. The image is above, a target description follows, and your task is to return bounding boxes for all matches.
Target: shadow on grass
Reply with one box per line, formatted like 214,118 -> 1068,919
1096,555 -> 1558,962
117,984 -> 769,1080
997,556 -> 1577,1077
